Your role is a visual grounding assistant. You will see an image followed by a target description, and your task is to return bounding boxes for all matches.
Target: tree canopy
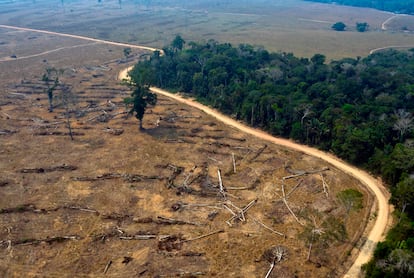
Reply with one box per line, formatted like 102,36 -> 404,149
332,21 -> 346,31
124,85 -> 157,130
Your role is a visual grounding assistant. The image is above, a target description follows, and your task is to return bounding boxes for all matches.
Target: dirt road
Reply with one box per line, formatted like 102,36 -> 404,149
0,24 -> 159,52
0,23 -> 390,277
119,56 -> 391,277
147,87 -> 391,278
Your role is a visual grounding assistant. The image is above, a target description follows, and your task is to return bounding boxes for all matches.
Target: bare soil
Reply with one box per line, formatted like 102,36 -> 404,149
0,26 -> 375,277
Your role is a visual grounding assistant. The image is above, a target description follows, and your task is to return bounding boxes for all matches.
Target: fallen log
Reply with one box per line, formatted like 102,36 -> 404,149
20,164 -> 77,173
132,216 -> 203,226
181,229 -> 224,243
0,129 -> 17,135
226,199 -> 257,226
119,234 -> 157,240
249,144 -> 267,162
0,204 -> 58,214
11,235 -> 81,246
283,167 -> 329,180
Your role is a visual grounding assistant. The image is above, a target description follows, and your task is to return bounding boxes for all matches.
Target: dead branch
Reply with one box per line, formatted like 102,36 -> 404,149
158,271 -> 206,277
0,204 -> 58,214
133,216 -> 203,226
226,186 -> 252,190
11,235 -> 81,246
286,179 -> 304,199
281,182 -> 304,226
119,235 -> 157,240
64,205 -> 99,215
166,165 -> 184,188
171,202 -> 223,212
181,229 -> 224,243
320,173 -> 329,198
250,217 -> 285,237
217,169 -> 226,199
226,199 -> 257,226
71,172 -> 160,182
282,198 -> 304,226
72,173 -> 122,181
34,131 -> 85,136
20,164 -> 77,173
232,153 -> 237,173
283,167 -> 329,180
103,260 -> 112,274
207,156 -> 222,164
156,216 -> 202,226
249,144 -> 267,162
0,129 -> 17,135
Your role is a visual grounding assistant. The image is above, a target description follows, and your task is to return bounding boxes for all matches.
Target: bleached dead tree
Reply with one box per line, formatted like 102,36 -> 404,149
393,109 -> 413,141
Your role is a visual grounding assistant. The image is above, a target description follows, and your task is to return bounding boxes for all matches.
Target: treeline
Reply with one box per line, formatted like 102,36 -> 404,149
304,0 -> 414,15
129,38 -> 414,277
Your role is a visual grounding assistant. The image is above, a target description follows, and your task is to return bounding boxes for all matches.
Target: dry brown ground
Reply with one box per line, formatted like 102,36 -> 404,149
0,30 -> 374,277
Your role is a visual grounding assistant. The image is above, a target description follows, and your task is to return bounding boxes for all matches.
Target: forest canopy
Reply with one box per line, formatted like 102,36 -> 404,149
130,38 -> 414,277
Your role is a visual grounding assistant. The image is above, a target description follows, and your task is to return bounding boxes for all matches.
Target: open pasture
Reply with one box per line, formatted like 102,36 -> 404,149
0,0 -> 414,60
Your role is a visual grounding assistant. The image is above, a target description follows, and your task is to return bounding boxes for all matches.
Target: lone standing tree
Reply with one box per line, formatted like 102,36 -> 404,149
125,85 -> 157,130
332,21 -> 346,31
42,67 -> 63,112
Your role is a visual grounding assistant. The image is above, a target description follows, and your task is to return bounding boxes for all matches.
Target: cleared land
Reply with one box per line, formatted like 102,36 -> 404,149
1,26 -> 377,277
1,0 -> 414,60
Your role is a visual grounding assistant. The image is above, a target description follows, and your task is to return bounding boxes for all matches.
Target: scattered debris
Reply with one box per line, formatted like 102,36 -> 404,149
158,234 -> 184,251
225,199 -> 257,226
103,127 -> 124,135
0,129 -> 17,135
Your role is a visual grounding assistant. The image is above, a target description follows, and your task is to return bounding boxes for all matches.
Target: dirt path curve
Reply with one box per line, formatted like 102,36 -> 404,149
369,45 -> 414,54
0,42 -> 100,62
381,13 -> 409,31
0,24 -> 159,52
120,61 -> 391,276
0,23 -> 390,277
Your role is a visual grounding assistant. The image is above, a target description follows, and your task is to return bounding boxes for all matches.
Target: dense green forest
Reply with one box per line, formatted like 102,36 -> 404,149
130,38 -> 414,277
304,0 -> 414,15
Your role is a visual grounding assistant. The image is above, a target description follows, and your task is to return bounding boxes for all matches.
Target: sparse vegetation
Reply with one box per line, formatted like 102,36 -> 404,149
356,22 -> 369,32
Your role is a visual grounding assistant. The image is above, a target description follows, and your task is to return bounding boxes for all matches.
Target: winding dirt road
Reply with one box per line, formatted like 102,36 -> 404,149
120,69 -> 391,277
0,23 -> 391,277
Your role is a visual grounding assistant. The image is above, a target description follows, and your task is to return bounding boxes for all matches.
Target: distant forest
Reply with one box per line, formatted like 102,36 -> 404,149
304,0 -> 414,15
130,38 -> 414,277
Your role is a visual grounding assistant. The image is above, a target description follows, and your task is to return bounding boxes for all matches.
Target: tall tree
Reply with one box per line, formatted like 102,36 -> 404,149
125,85 -> 157,130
